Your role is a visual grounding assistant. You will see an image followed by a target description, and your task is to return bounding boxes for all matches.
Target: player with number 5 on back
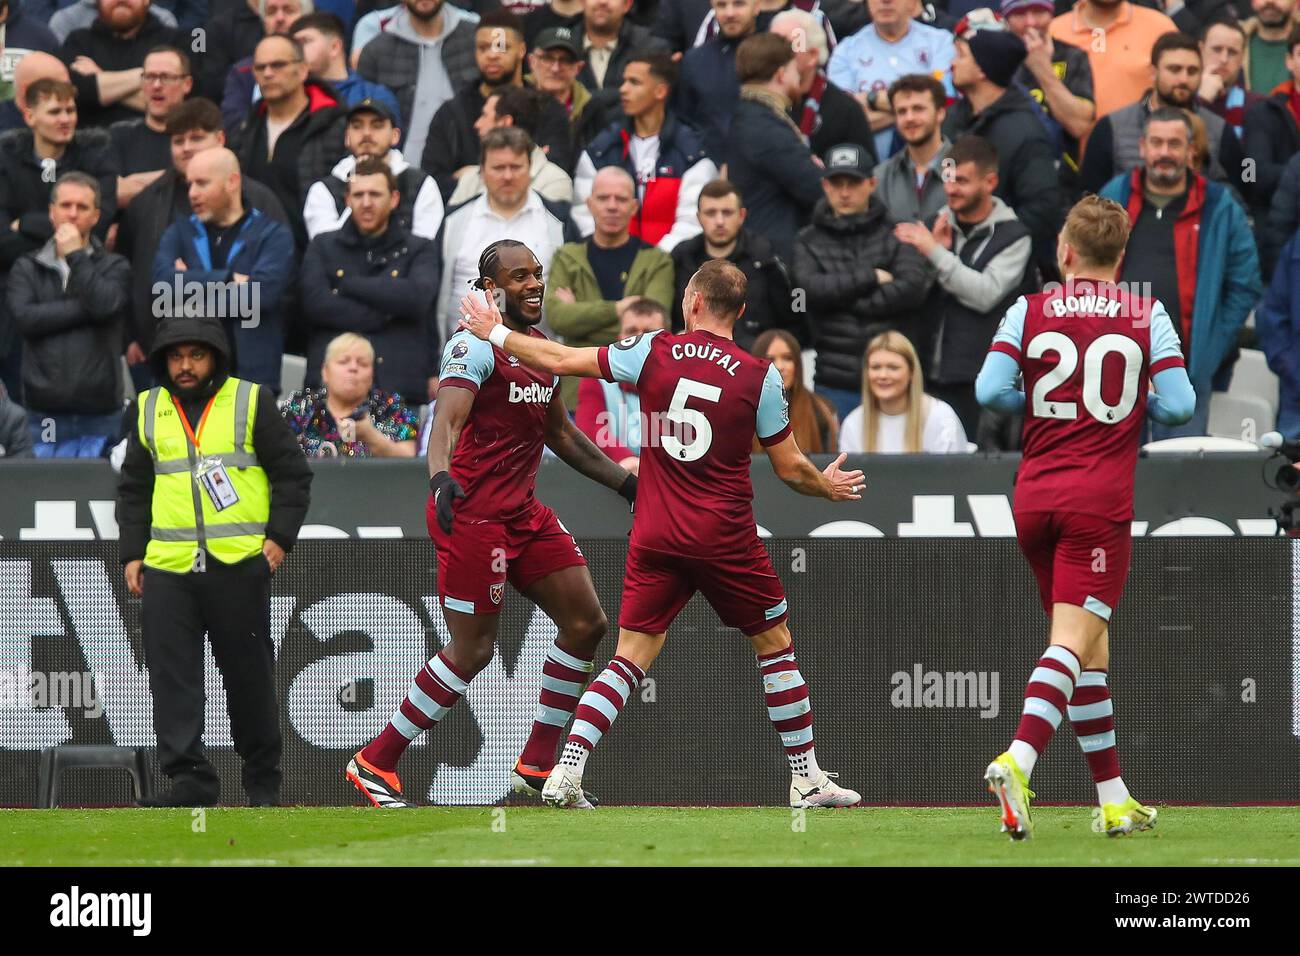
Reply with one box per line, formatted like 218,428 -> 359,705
459,259 -> 867,810
974,196 -> 1196,841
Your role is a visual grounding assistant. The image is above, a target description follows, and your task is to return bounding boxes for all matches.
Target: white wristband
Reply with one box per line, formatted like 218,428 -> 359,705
488,324 -> 511,349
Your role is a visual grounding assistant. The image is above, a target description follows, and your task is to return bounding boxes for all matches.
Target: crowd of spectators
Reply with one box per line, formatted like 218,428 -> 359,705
0,0 -> 1294,461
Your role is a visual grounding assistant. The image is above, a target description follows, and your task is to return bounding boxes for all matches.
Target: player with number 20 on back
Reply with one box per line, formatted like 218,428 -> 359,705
974,196 -> 1196,841
459,259 -> 866,809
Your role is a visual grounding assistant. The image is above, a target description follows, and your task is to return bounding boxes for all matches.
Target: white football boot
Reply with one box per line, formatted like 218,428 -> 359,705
541,763 -> 595,809
790,771 -> 862,808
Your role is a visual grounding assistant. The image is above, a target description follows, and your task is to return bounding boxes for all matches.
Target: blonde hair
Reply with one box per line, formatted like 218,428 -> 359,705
323,332 -> 375,368
861,331 -> 927,453
770,9 -> 829,67
1061,195 -> 1130,269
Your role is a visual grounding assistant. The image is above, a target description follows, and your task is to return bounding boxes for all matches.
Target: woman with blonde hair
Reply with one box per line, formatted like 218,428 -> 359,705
280,333 -> 419,458
750,329 -> 839,454
839,331 -> 969,453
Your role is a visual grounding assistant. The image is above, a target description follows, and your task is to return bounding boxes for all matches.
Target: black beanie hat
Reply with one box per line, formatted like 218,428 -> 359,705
967,30 -> 1027,89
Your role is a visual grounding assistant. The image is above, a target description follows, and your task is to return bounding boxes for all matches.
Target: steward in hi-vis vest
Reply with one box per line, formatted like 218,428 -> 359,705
116,315 -> 312,807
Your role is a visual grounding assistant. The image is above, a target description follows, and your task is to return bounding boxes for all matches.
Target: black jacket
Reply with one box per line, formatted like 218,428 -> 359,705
726,95 -> 825,263
807,78 -> 878,165
195,1 -> 264,101
7,237 -> 131,413
59,16 -> 185,128
1263,150 -> 1300,281
670,228 -> 798,350
420,81 -> 577,200
0,127 -> 119,356
300,218 -> 442,402
118,170 -> 289,352
942,85 -> 1063,277
675,35 -> 740,161
1243,89 -> 1300,218
791,195 -> 935,392
575,20 -> 669,92
116,315 -> 313,564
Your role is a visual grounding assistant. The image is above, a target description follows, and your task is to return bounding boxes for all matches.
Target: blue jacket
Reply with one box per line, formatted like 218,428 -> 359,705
674,36 -> 740,161
1256,231 -> 1300,395
222,62 -> 399,133
1100,170 -> 1261,395
151,207 -> 294,391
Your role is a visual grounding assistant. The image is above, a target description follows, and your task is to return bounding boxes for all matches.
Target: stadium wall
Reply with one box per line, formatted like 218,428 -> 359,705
0,538 -> 1295,807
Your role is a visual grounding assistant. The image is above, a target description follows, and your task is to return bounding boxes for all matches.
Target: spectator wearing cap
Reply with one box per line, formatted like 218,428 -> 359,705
675,0 -> 759,160
791,140 -> 935,422
770,8 -> 876,163
292,11 -> 403,120
875,73 -> 951,222
943,24 -> 1062,278
670,178 -> 798,349
109,45 -> 192,204
419,11 -> 576,200
301,157 -> 442,404
217,0 -> 313,131
7,172 -> 131,457
546,165 -> 674,405
354,0 -> 479,171
1050,0 -> 1177,120
526,25 -> 618,150
573,52 -> 717,251
1083,32 -> 1246,196
827,0 -> 956,162
892,135 -> 1034,439
119,98 -> 290,383
58,0 -> 185,128
303,96 -> 445,241
525,0 -> 586,48
575,0 -> 666,93
1002,0 -> 1095,198
1198,19 -> 1263,140
449,86 -> 575,205
726,32 -> 825,262
228,34 -> 349,251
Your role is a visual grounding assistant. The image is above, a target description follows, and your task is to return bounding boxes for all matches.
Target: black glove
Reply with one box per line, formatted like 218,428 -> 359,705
618,472 -> 637,509
430,471 -> 466,533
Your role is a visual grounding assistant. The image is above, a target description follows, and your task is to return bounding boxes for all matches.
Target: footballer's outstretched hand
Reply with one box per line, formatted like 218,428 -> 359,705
458,293 -> 504,341
824,453 -> 866,501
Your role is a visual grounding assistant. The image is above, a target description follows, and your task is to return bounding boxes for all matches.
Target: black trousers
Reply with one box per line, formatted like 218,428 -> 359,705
141,554 -> 281,800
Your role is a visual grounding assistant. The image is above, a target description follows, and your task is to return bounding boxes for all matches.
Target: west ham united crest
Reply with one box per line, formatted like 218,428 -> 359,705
489,582 -> 505,605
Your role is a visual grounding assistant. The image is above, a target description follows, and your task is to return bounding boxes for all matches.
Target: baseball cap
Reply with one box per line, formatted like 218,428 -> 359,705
534,26 -> 581,58
346,97 -> 398,126
999,0 -> 1054,14
822,143 -> 874,180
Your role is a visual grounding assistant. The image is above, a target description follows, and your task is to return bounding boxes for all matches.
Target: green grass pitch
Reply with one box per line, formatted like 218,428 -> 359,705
2,806 -> 1298,866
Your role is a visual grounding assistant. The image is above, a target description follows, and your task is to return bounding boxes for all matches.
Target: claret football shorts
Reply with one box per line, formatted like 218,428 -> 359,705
1014,510 -> 1133,622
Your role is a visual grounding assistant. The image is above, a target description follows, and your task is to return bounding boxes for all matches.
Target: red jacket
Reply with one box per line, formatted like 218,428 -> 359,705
1118,166 -> 1205,347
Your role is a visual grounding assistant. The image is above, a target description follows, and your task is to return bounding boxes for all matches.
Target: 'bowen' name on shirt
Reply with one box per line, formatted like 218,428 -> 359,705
671,342 -> 740,376
508,382 -> 554,404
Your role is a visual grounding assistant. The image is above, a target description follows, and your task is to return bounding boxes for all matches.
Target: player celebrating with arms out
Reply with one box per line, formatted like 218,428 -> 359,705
346,240 -> 636,809
459,259 -> 866,809
974,196 -> 1196,840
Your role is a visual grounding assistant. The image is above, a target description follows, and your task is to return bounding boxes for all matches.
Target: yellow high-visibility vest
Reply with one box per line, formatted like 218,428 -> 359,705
137,377 -> 270,573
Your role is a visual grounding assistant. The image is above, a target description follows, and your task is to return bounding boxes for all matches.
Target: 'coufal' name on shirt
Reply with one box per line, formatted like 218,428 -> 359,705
1046,294 -> 1123,318
671,342 -> 740,376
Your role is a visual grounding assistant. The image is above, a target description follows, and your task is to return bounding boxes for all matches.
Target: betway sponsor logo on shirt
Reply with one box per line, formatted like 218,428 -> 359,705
508,382 -> 554,404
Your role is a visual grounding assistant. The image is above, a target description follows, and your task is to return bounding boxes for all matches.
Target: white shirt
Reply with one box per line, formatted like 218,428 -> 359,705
447,191 -> 561,335
838,397 -> 969,453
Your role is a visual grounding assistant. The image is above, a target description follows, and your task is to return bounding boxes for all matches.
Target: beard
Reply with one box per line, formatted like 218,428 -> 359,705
1159,86 -> 1195,107
504,295 -> 542,327
1147,161 -> 1187,189
405,0 -> 444,23
1259,4 -> 1290,26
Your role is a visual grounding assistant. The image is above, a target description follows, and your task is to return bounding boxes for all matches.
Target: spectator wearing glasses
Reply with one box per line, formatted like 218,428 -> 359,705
217,0 -> 313,131
110,45 -> 192,207
526,25 -> 617,151
229,33 -> 348,250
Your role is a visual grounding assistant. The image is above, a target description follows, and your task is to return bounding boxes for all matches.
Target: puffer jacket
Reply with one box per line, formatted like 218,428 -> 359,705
7,237 -> 130,413
791,195 -> 935,392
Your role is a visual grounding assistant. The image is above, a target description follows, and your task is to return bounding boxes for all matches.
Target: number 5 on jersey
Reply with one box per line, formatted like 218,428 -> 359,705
662,378 -> 722,461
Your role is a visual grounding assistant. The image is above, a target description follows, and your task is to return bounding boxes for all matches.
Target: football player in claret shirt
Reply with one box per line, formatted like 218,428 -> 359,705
459,259 -> 867,809
974,196 -> 1196,840
346,239 -> 637,809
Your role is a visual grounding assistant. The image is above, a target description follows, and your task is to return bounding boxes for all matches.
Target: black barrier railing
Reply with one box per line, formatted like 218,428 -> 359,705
0,539 -> 1294,807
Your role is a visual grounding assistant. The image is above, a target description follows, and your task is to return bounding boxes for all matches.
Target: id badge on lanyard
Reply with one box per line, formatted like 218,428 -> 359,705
195,455 -> 240,511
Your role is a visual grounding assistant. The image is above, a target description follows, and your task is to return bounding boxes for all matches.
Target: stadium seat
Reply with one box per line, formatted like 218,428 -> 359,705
1142,436 -> 1263,453
1207,393 -> 1275,441
280,354 -> 307,396
36,745 -> 154,808
1225,349 -> 1279,423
